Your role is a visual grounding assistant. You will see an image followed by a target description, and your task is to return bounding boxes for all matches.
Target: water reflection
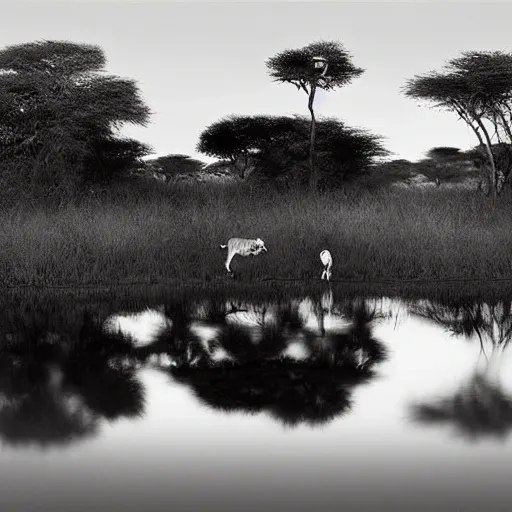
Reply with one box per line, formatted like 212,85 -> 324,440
0,308 -> 145,448
170,295 -> 386,427
0,356 -> 98,448
9,291 -> 512,447
0,290 -> 388,449
3,291 -> 512,511
410,300 -> 512,441
103,290 -> 387,427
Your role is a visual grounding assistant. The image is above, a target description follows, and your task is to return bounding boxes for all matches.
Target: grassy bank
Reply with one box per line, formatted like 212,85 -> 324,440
2,182 -> 512,287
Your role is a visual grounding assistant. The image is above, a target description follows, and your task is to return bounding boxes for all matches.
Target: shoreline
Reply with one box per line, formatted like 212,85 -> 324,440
4,277 -> 512,304
2,186 -> 512,295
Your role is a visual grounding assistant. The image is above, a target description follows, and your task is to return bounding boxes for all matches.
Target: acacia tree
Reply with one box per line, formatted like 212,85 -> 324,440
196,115 -> 260,178
197,114 -> 387,187
266,41 -> 364,191
144,154 -> 206,181
197,115 -> 299,178
256,117 -> 388,189
404,51 -> 512,197
0,40 -> 151,200
426,147 -> 461,161
83,137 -> 151,183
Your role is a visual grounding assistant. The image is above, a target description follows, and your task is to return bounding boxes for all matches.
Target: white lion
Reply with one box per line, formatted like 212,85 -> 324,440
220,237 -> 267,273
320,249 -> 333,281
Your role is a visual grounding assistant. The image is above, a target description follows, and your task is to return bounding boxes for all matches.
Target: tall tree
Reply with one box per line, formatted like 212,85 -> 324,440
256,117 -> 388,189
404,51 -> 512,197
0,40 -> 151,200
197,114 -> 387,188
266,41 -> 364,191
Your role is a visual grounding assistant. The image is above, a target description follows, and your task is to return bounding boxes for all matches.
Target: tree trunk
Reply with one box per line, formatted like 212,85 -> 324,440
482,145 -> 497,198
308,84 -> 317,192
474,117 -> 498,197
452,104 -> 497,198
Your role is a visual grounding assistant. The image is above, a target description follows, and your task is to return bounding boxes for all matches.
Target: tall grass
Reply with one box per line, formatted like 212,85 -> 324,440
2,181 -> 512,286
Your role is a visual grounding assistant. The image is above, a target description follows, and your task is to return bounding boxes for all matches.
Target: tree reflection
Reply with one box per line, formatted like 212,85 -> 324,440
64,358 -> 145,421
0,291 -> 388,443
411,370 -> 512,441
150,299 -> 207,368
0,309 -> 147,449
410,299 -> 512,354
410,299 -> 512,441
0,355 -> 98,448
172,362 -> 358,427
170,296 -> 386,427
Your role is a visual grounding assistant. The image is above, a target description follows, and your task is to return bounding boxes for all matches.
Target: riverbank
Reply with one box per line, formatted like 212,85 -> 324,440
2,184 -> 512,288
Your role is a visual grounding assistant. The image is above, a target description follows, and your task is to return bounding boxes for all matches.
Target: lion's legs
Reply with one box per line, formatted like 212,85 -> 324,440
225,250 -> 235,272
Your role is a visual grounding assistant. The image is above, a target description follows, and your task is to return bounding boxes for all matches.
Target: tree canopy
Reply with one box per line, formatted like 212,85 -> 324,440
266,40 -> 364,94
266,40 -> 364,191
425,147 -> 461,161
146,154 -> 206,179
404,51 -> 512,196
197,115 -> 298,161
197,114 -> 388,188
0,40 -> 152,201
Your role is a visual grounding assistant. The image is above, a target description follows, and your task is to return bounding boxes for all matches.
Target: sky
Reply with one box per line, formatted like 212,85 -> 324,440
2,1 -> 512,163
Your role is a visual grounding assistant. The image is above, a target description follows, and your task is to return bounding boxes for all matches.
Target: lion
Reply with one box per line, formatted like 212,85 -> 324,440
220,237 -> 267,273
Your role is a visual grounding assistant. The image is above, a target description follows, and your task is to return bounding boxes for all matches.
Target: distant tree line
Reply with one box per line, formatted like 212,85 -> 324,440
197,42 -> 512,196
3,39 -> 512,202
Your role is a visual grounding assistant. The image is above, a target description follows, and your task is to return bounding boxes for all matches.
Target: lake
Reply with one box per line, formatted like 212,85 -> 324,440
0,287 -> 511,512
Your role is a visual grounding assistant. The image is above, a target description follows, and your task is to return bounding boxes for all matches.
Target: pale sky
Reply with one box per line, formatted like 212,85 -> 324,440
2,1 -> 512,163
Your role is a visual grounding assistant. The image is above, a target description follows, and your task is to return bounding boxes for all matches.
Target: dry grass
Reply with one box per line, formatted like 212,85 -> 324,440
1,181 -> 512,286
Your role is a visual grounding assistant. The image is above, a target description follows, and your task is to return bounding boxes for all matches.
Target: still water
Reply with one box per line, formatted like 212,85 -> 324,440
1,289 -> 512,511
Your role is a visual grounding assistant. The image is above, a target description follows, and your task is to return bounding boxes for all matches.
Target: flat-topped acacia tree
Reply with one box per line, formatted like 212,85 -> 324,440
266,41 -> 364,192
404,51 -> 512,197
197,114 -> 387,186
197,114 -> 299,178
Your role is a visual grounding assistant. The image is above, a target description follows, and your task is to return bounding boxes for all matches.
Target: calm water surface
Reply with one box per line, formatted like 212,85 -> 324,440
1,290 -> 512,512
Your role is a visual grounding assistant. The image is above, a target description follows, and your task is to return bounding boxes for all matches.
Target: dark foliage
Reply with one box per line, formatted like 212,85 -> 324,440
266,40 -> 364,93
83,137 -> 152,184
144,154 -> 206,180
426,147 -> 462,161
0,40 -> 152,202
198,114 -> 388,189
404,51 -> 512,196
